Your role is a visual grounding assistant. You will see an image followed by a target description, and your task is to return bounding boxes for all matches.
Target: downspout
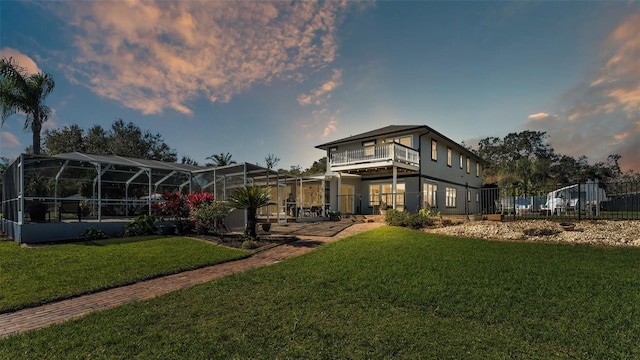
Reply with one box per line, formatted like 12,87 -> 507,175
417,129 -> 430,210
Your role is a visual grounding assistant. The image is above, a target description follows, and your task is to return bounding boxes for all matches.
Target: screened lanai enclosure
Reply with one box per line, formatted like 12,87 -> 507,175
2,152 -> 323,244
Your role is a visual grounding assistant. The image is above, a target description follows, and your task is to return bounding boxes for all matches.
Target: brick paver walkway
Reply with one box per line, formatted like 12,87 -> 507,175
0,222 -> 383,338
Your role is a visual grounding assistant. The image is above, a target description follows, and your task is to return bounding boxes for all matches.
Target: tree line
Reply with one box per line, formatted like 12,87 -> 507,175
476,130 -> 637,196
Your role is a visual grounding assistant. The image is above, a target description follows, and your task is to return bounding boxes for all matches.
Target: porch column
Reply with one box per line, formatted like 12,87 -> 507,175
337,173 -> 341,212
322,178 -> 326,217
392,166 -> 397,209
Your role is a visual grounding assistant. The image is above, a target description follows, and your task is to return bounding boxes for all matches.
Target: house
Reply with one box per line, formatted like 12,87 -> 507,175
315,125 -> 486,215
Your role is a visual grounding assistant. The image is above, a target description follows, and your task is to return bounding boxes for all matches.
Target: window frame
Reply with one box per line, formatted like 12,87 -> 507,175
423,182 -> 438,208
431,140 -> 438,161
445,187 -> 457,208
447,147 -> 452,167
363,140 -> 376,157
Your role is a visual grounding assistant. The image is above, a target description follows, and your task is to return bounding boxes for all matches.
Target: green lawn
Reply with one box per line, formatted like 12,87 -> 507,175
2,227 -> 639,359
0,236 -> 249,313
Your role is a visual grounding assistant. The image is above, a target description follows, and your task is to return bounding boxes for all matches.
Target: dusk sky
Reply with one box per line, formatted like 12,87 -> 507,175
1,1 -> 639,172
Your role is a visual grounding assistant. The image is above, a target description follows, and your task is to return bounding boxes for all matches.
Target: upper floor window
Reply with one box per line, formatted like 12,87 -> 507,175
466,158 -> 470,173
385,136 -> 412,148
363,141 -> 375,157
459,154 -> 463,169
476,163 -> 480,177
431,140 -> 438,161
447,148 -> 452,167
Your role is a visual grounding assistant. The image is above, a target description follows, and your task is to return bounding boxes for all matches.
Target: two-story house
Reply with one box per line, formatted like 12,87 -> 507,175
316,125 -> 486,216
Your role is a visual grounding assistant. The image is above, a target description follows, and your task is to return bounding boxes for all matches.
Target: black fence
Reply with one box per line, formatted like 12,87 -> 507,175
332,180 -> 639,221
479,180 -> 639,221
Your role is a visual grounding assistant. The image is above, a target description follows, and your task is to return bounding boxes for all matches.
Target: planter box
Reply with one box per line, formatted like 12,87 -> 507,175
487,214 -> 504,222
157,224 -> 176,235
468,214 -> 482,221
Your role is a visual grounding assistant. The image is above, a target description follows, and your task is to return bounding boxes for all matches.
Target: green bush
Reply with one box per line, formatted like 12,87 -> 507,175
125,214 -> 157,236
241,239 -> 260,250
79,227 -> 107,240
192,201 -> 234,234
385,209 -> 436,229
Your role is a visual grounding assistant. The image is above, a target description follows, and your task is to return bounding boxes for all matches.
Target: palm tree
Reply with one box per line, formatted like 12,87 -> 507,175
227,185 -> 270,238
1,57 -> 55,155
206,152 -> 236,167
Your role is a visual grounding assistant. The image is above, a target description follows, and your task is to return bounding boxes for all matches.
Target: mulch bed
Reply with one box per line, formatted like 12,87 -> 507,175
193,232 -> 299,250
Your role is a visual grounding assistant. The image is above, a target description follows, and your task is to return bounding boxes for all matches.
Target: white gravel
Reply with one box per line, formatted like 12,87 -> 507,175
424,219 -> 640,247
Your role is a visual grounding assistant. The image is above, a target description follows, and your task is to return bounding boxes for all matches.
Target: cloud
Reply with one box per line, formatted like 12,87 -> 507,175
0,48 -> 41,74
1,132 -> 22,148
297,69 -> 343,106
56,1 -> 360,115
524,12 -> 640,173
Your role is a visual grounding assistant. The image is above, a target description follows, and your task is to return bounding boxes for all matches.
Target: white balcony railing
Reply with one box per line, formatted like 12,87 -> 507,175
330,143 -> 419,169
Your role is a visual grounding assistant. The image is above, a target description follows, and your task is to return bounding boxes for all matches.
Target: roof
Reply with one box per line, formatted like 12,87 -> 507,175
315,125 -> 425,149
52,152 -> 203,172
315,125 -> 487,164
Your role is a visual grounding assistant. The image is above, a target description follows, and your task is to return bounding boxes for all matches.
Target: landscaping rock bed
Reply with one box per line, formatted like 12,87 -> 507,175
424,219 -> 640,247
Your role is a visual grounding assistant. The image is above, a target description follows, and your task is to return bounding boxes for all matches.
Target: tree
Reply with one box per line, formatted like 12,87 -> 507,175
227,185 -> 270,238
41,119 -> 177,162
0,57 -> 55,155
180,156 -> 200,166
303,157 -> 327,175
42,124 -> 85,154
206,152 -> 236,167
264,154 -> 280,170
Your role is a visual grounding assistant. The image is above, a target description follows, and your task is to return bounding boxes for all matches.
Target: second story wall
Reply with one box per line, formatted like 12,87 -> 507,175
419,133 -> 482,189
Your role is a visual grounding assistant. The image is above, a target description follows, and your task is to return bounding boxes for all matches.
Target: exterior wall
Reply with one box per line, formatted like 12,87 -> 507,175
418,133 -> 483,190
322,127 -> 485,215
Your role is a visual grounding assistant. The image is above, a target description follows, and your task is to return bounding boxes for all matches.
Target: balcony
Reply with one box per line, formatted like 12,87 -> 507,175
329,143 -> 420,172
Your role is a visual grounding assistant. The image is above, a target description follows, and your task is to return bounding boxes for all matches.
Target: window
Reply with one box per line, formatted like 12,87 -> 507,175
363,141 -> 375,157
459,154 -> 463,169
385,136 -> 412,147
446,187 -> 457,207
447,148 -> 452,167
467,190 -> 471,202
370,183 -> 405,210
466,158 -> 470,174
423,183 -> 437,208
329,146 -> 338,152
476,163 -> 480,177
431,140 -> 438,161
476,192 -> 480,203
369,184 -> 380,206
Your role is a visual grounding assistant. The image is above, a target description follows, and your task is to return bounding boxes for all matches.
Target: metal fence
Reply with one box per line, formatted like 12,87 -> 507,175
333,179 -> 639,221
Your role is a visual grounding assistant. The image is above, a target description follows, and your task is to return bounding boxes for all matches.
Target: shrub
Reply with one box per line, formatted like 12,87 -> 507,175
185,192 -> 215,212
125,214 -> 157,236
192,201 -> 234,234
385,209 -> 406,227
241,239 -> 260,250
80,227 -> 107,240
385,209 -> 436,229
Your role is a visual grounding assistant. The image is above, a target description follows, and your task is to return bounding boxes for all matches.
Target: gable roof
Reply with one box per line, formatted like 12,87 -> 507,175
315,124 -> 487,164
315,125 -> 425,149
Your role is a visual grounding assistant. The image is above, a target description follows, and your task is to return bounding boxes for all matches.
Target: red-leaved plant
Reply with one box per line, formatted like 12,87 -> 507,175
185,192 -> 215,211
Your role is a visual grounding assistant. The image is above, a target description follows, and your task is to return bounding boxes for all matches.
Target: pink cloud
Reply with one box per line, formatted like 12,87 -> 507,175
523,12 -> 640,173
1,132 -> 21,148
0,48 -> 41,74
57,1 -> 362,116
